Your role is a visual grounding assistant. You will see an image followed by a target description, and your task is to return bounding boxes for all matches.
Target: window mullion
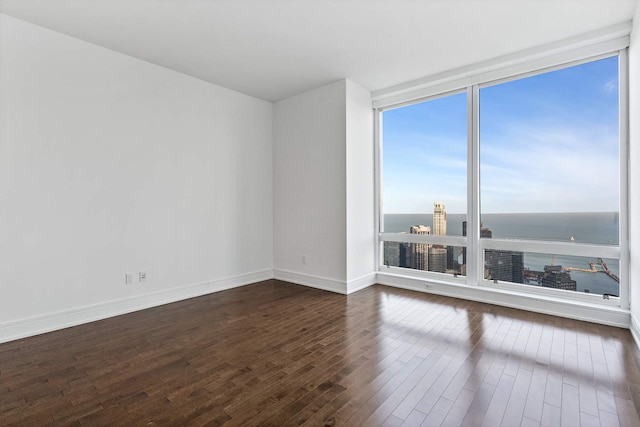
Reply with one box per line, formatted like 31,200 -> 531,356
374,108 -> 383,270
467,85 -> 481,285
619,48 -> 630,309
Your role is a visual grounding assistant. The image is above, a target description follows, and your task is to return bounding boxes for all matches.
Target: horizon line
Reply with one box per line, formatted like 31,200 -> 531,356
385,211 -> 619,215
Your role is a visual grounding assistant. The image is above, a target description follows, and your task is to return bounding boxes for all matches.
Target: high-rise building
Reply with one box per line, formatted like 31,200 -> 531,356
485,249 -> 524,283
410,225 -> 430,270
382,233 -> 411,269
399,243 -> 411,268
430,203 -> 447,273
541,265 -> 577,291
462,222 -> 524,284
429,246 -> 447,273
383,241 -> 400,267
446,245 -> 458,272
462,220 -> 467,266
433,202 -> 447,236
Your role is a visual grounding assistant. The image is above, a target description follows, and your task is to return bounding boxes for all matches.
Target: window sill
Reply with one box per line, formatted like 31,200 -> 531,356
376,269 -> 630,328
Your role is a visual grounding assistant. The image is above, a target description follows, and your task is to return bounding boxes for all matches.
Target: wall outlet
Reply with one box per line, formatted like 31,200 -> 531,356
139,271 -> 147,283
302,255 -> 306,265
125,272 -> 134,285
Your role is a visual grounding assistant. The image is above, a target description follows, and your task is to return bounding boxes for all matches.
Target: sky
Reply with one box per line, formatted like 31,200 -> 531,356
382,56 -> 620,214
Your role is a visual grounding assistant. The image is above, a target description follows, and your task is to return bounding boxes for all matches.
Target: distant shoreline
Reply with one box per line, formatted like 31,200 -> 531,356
385,211 -> 618,215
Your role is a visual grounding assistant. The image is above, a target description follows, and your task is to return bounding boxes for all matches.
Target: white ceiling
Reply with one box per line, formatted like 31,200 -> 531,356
0,0 -> 637,102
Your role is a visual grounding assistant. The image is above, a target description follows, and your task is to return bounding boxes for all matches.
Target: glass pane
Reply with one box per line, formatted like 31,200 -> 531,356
478,212 -> 618,245
479,57 -> 619,245
382,92 -> 467,234
484,250 -> 619,297
383,242 -> 466,277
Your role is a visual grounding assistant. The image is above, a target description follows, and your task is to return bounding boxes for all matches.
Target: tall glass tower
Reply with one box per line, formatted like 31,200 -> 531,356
409,225 -> 431,270
433,202 -> 447,236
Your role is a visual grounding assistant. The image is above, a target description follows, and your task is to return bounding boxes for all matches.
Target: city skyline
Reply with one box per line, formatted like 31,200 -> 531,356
385,202 -> 456,275
385,208 -> 618,295
382,56 -> 619,215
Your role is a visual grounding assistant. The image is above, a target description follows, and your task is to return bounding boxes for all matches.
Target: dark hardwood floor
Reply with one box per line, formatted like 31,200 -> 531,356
1,280 -> 639,426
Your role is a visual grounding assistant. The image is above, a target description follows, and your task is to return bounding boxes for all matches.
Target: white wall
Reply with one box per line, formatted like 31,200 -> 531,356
273,81 -> 348,290
273,79 -> 376,293
0,14 -> 273,342
629,2 -> 640,343
345,80 -> 375,290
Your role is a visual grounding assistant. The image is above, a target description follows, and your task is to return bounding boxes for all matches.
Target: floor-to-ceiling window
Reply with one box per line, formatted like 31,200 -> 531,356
381,91 -> 468,279
377,45 -> 628,309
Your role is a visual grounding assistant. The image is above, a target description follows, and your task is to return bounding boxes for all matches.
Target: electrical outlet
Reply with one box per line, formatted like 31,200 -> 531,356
125,272 -> 134,285
302,255 -> 306,265
139,271 -> 147,283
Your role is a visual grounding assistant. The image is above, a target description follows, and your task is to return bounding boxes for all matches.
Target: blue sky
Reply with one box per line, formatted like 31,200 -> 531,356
382,56 -> 619,214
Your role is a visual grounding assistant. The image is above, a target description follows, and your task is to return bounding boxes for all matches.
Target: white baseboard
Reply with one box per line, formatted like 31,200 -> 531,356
272,270 -> 376,295
2,268 -> 633,345
273,269 -> 347,294
631,315 -> 640,349
346,273 -> 377,294
377,272 -> 631,328
0,269 -> 273,344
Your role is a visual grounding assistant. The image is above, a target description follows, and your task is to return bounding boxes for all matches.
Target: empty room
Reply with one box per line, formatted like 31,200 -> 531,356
1,0 -> 640,425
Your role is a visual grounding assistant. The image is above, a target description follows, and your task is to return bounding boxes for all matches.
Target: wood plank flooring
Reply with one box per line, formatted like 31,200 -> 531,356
1,280 -> 639,426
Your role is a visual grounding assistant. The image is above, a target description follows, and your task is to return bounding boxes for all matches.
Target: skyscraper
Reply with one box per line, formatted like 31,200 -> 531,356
476,224 -> 524,284
433,202 -> 447,236
541,266 -> 577,291
461,221 -> 523,282
383,232 -> 411,269
410,225 -> 431,270
462,220 -> 467,266
383,241 -> 400,267
485,250 -> 524,283
428,246 -> 447,273
399,243 -> 411,268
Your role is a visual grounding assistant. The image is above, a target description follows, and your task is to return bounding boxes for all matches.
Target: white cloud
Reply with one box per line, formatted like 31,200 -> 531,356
604,78 -> 618,93
480,122 -> 619,213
